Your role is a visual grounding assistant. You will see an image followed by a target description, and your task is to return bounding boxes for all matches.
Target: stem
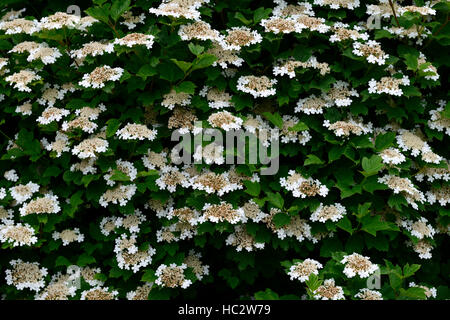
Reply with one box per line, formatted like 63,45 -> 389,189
423,14 -> 449,48
108,22 -> 120,38
388,0 -> 401,27
0,128 -> 23,150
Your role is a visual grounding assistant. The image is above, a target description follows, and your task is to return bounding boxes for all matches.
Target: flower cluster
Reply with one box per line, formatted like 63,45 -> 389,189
0,0 -> 448,301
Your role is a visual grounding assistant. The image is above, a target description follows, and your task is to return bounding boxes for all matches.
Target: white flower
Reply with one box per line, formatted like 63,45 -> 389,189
19,194 -> 61,216
5,69 -> 41,92
341,253 -> 378,278
72,137 -> 109,159
379,148 -> 406,165
288,259 -> 323,282
352,40 -> 389,65
27,43 -> 62,64
116,123 -> 157,140
310,203 -> 346,223
5,259 -> 48,292
52,228 -> 84,246
4,169 -> 19,182
0,223 -> 38,247
236,75 -> 277,98
36,107 -> 70,125
114,33 -> 155,49
79,66 -> 124,89
10,182 -> 40,204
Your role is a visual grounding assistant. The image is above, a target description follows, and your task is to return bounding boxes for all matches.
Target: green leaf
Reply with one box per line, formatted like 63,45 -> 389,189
320,237 -> 343,257
85,6 -> 110,24
361,155 -> 383,176
234,12 -> 252,25
170,59 -> 192,73
106,119 -> 121,138
191,53 -> 217,72
110,0 -> 131,21
403,263 -> 421,278
272,213 -> 291,228
305,273 -> 323,292
363,175 -> 388,193
174,81 -> 197,94
375,132 -> 396,151
361,215 -> 399,236
266,192 -> 284,209
365,234 -> 389,251
336,216 -> 353,234
304,154 -> 324,166
77,253 -> 96,266
43,165 -> 61,178
141,269 -> 157,282
137,65 -> 157,79
404,54 -> 418,71
328,145 -> 345,162
262,112 -> 283,129
253,8 -> 272,23
288,121 -> 309,132
109,170 -> 130,181
402,86 -> 421,97
399,287 -> 427,300
188,43 -> 204,56
254,288 -> 279,300
158,62 -> 184,82
442,101 -> 450,119
55,256 -> 71,267
243,180 -> 261,197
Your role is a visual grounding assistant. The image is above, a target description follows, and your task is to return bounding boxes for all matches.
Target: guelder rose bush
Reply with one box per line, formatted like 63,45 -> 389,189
0,0 -> 449,300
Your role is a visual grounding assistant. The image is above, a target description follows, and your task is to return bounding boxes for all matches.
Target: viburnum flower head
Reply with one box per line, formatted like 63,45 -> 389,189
288,259 -> 323,282
340,253 -> 378,278
236,75 -> 277,98
79,65 -> 124,89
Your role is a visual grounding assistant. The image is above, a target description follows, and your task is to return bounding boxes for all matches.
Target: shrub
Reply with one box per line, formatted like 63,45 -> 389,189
0,0 -> 449,300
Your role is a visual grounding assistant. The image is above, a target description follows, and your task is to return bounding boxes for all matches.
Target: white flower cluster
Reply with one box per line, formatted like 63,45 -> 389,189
19,194 -> 61,216
114,33 -> 155,49
10,182 -> 40,204
313,278 -> 345,300
310,203 -> 347,223
99,184 -> 137,207
5,259 -> 48,292
114,234 -> 156,273
368,75 -> 410,96
104,159 -> 138,186
236,75 -> 277,98
287,259 -> 323,282
401,217 -> 436,240
5,69 -> 41,92
280,170 -> 329,198
428,104 -> 450,137
341,253 -> 378,278
378,174 -> 426,210
379,148 -> 406,165
79,65 -> 124,89
4,169 -> 19,182
155,263 -> 192,289
52,228 -> 84,246
72,137 -> 109,159
0,222 -> 38,247
352,40 -> 389,65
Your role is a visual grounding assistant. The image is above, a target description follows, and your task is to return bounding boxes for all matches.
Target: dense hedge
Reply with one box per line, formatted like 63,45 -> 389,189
0,0 -> 449,300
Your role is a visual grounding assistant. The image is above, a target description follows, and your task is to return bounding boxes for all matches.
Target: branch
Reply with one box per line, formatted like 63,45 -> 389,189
423,14 -> 449,48
388,0 -> 401,27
